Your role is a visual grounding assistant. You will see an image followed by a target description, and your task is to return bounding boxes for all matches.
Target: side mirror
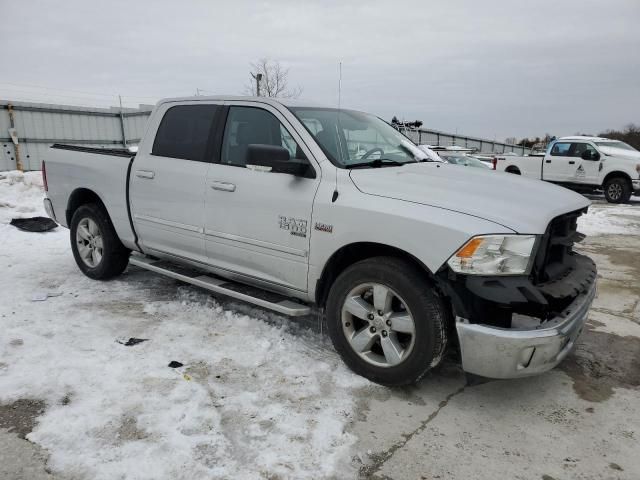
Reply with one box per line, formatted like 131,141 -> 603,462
246,144 -> 314,178
581,150 -> 600,161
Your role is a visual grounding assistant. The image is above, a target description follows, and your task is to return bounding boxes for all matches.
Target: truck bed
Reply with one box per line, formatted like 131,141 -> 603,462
495,153 -> 544,178
45,144 -> 138,250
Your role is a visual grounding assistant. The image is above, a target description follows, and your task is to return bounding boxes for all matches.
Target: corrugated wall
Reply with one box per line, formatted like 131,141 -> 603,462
0,101 -> 152,171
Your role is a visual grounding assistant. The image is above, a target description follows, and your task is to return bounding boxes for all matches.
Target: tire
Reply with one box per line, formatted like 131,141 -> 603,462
70,203 -> 130,280
506,167 -> 521,175
326,257 -> 448,386
603,177 -> 631,203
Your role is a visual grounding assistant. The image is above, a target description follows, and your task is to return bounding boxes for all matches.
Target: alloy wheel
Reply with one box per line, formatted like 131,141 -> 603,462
341,283 -> 416,367
75,217 -> 104,268
608,182 -> 623,201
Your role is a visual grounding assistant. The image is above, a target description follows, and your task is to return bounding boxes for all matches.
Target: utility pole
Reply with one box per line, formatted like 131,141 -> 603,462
250,72 -> 263,96
7,104 -> 23,171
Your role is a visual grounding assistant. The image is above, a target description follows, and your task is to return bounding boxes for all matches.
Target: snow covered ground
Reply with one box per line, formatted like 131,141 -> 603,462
1,171 -> 640,479
577,197 -> 640,236
0,172 -> 367,479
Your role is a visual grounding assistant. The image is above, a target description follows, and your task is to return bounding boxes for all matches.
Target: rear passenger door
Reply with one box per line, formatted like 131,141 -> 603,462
543,142 -> 572,182
130,102 -> 220,263
204,103 -> 320,292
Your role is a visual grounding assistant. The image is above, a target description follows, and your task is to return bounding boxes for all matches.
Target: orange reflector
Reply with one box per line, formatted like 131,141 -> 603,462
456,237 -> 484,258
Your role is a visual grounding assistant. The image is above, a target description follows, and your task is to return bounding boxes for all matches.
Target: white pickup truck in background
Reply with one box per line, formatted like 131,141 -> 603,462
42,96 -> 597,385
495,136 -> 640,203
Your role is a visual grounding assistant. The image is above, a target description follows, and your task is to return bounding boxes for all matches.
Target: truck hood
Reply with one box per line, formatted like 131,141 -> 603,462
600,146 -> 640,162
349,162 -> 590,233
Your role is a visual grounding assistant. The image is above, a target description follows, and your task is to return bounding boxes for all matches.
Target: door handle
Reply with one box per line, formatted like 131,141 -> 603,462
568,161 -> 575,164
210,181 -> 236,192
135,170 -> 155,179
545,160 -> 551,163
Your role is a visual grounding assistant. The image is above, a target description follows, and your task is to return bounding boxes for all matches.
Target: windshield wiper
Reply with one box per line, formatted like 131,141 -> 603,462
345,159 -> 408,169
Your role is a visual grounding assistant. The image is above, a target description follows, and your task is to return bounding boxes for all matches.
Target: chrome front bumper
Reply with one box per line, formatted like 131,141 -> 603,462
455,278 -> 597,379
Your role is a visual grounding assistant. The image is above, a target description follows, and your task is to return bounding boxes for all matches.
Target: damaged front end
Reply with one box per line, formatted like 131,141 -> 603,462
439,209 -> 598,378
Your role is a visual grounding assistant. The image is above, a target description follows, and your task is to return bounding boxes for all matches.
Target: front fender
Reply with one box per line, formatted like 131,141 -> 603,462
307,178 -> 513,300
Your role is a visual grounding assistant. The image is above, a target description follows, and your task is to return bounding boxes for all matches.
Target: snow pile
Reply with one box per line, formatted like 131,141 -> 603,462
0,172 -> 367,479
578,203 -> 640,236
0,170 -> 44,223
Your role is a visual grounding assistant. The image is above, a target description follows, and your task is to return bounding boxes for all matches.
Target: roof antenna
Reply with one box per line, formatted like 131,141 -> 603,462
338,61 -> 342,109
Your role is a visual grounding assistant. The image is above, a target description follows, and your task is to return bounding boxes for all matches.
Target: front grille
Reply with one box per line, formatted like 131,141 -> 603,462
531,208 -> 587,284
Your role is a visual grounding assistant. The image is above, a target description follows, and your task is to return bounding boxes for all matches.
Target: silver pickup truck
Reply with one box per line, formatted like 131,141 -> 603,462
42,96 -> 597,385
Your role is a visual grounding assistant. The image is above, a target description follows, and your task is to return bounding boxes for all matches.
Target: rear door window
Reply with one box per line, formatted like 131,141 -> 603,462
550,142 -> 571,156
152,105 -> 218,161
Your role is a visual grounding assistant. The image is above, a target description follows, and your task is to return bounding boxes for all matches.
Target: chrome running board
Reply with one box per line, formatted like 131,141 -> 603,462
129,254 -> 311,317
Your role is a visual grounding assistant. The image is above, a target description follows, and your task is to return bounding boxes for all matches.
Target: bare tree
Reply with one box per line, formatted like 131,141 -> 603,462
599,123 -> 640,150
244,58 -> 303,98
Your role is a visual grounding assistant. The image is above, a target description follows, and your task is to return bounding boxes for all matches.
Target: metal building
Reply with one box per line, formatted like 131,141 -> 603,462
0,100 -> 152,171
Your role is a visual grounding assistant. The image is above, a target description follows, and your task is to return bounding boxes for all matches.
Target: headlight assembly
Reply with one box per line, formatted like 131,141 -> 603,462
447,235 -> 538,275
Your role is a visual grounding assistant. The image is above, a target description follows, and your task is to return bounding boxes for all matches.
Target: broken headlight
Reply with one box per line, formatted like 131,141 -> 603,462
447,235 -> 537,275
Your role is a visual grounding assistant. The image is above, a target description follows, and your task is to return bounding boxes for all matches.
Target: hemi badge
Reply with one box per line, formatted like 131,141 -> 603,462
314,222 -> 333,233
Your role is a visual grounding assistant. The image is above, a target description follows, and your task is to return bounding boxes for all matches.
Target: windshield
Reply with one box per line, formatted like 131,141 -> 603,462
289,107 -> 429,167
594,141 -> 637,151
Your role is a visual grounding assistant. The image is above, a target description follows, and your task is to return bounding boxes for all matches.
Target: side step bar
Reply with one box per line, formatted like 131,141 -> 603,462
129,255 -> 312,317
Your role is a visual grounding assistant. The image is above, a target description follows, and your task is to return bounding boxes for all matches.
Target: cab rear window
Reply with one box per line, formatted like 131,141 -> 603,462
152,105 -> 218,161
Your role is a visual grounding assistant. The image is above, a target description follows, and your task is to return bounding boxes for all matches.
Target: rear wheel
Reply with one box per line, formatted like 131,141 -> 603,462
603,177 -> 631,203
326,257 -> 448,386
70,204 -> 130,279
505,166 -> 521,175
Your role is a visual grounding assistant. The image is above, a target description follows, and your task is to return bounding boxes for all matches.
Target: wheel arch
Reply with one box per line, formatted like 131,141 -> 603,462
505,165 -> 521,175
314,242 -> 438,307
602,170 -> 632,188
66,188 -> 108,226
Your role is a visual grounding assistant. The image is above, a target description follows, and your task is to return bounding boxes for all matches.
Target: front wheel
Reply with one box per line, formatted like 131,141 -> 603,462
603,177 -> 631,203
70,204 -> 130,279
326,257 -> 448,386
